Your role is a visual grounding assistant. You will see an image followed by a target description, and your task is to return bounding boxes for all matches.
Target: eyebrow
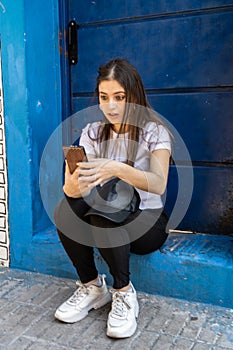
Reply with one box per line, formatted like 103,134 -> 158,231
99,91 -> 125,95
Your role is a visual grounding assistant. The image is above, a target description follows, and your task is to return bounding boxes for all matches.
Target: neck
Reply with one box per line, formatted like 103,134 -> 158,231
111,123 -> 129,134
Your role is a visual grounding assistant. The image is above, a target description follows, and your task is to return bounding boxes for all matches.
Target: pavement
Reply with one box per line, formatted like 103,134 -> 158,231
0,267 -> 233,350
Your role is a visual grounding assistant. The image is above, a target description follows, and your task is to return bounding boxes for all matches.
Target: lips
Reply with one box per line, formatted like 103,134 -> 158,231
108,113 -> 119,118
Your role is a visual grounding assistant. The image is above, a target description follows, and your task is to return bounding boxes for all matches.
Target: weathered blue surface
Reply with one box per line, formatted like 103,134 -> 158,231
73,92 -> 233,163
166,166 -> 233,234
0,0 -> 62,266
27,231 -> 233,308
70,0 -> 233,23
0,0 -> 232,310
24,1 -> 62,233
139,233 -> 233,308
69,1 -> 233,234
97,233 -> 233,308
0,0 -> 33,265
72,11 -> 233,92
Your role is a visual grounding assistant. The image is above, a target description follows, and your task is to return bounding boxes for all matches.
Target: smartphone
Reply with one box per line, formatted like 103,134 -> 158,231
63,145 -> 87,174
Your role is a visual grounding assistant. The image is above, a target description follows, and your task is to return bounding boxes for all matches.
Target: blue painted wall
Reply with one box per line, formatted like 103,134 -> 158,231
0,0 -> 232,308
1,0 -> 33,266
0,0 -> 62,269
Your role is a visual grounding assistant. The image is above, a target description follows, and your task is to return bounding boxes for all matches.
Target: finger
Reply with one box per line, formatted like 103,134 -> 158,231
77,160 -> 105,169
88,177 -> 103,189
79,175 -> 99,185
77,175 -> 92,185
77,161 -> 95,169
78,168 -> 97,177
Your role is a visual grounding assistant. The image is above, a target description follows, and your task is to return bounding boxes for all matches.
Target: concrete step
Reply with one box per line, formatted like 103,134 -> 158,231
15,230 -> 233,309
94,233 -> 233,309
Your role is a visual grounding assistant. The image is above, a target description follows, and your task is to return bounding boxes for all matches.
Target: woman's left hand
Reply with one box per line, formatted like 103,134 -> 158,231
77,159 -> 119,189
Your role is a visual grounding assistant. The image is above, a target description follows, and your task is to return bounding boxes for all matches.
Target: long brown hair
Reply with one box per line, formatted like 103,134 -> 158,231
89,58 -> 170,166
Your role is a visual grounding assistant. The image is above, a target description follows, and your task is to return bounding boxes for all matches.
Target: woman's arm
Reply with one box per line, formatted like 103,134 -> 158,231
117,149 -> 170,195
77,149 -> 171,195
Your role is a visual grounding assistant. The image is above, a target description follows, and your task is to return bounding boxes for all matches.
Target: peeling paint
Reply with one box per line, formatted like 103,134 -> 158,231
0,2 -> 6,13
36,100 -> 43,113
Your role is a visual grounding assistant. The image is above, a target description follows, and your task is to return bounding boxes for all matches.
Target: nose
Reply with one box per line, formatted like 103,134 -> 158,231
108,98 -> 117,109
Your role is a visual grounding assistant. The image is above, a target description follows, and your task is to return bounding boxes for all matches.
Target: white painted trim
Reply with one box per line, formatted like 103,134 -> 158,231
0,45 -> 9,267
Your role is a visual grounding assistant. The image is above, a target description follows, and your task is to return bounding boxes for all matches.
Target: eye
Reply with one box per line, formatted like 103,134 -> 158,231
99,95 -> 108,102
115,95 -> 126,101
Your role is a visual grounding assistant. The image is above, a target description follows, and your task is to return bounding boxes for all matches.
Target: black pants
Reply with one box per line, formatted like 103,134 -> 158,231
55,196 -> 168,289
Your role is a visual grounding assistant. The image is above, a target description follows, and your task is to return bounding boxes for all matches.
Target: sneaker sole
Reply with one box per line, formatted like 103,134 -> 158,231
107,320 -> 137,339
107,301 -> 139,338
55,292 -> 111,323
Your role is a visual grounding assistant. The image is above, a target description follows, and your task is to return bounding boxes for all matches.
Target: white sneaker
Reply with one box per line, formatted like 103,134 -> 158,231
55,274 -> 111,323
107,282 -> 139,338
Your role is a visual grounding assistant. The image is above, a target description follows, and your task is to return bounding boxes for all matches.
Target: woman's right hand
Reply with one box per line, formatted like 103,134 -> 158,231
63,161 -> 91,198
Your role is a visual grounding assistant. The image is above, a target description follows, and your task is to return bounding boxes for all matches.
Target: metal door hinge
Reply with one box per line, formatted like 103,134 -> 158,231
68,20 -> 79,65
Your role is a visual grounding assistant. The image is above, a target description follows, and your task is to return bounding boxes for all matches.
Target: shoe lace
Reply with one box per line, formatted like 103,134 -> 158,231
110,291 -> 131,318
68,282 -> 90,305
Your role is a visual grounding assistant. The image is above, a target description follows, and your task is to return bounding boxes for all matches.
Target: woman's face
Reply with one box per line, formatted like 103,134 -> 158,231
98,80 -> 126,131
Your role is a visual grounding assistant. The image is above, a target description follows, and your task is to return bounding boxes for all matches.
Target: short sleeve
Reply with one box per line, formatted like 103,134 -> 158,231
145,123 -> 171,153
79,122 -> 100,156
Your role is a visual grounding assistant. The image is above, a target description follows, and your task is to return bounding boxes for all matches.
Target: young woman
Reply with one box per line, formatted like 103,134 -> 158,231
54,58 -> 171,338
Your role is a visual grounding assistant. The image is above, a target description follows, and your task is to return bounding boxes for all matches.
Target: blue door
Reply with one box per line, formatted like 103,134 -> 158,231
61,1 -> 233,235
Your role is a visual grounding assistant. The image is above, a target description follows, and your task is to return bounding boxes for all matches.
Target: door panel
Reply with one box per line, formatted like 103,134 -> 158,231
167,166 -> 233,234
72,92 -> 233,163
70,1 -> 233,23
66,1 -> 233,234
72,11 -> 233,92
